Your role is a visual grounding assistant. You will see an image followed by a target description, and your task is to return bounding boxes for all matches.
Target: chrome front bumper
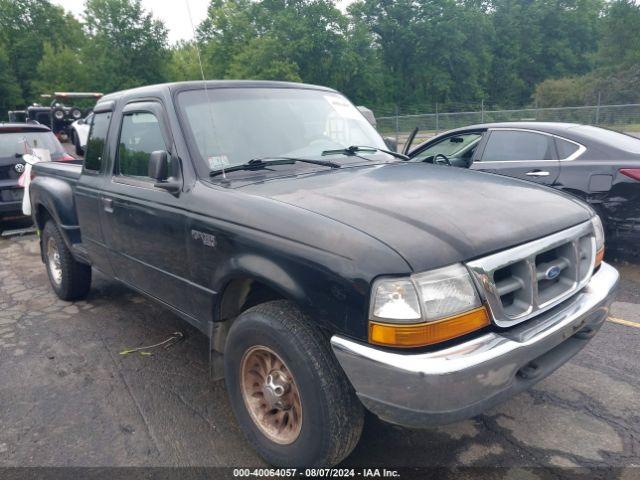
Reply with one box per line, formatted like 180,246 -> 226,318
331,262 -> 619,428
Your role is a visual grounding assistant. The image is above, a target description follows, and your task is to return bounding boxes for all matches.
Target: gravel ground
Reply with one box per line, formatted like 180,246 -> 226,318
0,216 -> 639,474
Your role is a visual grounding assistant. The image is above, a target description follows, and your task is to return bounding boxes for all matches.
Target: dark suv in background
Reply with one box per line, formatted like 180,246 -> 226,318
0,123 -> 74,220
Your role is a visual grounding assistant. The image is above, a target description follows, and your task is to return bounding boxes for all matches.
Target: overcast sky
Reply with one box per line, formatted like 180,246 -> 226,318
53,0 -> 353,44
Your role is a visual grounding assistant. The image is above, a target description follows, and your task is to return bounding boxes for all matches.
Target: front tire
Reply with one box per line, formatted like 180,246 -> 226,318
42,220 -> 91,300
224,300 -> 364,467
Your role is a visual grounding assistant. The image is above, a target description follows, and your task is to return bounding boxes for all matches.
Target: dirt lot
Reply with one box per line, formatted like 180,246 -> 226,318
0,216 -> 639,472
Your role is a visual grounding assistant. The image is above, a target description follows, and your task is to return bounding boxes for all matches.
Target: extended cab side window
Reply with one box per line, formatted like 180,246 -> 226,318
481,130 -> 555,162
84,112 -> 111,171
117,112 -> 166,178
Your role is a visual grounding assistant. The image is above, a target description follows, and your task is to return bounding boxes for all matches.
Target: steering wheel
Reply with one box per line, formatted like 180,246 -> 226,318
433,153 -> 451,166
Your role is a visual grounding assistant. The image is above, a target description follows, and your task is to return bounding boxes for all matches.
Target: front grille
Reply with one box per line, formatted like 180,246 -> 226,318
466,221 -> 596,327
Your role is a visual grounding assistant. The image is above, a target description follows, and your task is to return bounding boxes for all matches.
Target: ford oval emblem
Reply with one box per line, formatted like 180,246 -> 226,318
545,266 -> 561,280
14,163 -> 25,174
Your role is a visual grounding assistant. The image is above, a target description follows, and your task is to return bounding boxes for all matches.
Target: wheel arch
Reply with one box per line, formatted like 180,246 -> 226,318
34,202 -> 53,231
212,255 -> 311,321
209,256 -> 325,353
30,176 -> 81,249
217,276 -> 288,323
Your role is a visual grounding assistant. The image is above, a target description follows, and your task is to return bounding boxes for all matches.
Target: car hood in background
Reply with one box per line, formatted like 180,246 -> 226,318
236,163 -> 593,272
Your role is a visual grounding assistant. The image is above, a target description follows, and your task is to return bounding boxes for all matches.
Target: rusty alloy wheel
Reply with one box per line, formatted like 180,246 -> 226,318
240,345 -> 303,445
46,237 -> 63,286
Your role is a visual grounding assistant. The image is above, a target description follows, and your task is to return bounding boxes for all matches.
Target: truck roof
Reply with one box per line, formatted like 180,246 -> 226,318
97,80 -> 337,105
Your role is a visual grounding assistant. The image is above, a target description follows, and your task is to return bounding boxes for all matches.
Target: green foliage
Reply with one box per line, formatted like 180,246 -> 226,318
597,0 -> 640,69
533,77 -> 588,108
226,36 -> 302,81
533,1 -> 640,108
2,0 -> 640,119
32,43 -> 89,94
585,66 -> 640,105
0,44 -> 23,111
489,0 -> 602,106
194,0 -> 392,105
349,0 -> 494,109
0,0 -> 84,104
166,41 -> 205,82
534,65 -> 640,107
82,0 -> 169,92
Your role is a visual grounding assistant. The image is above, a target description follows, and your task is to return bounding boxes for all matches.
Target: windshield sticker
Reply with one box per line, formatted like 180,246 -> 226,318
208,155 -> 230,169
324,95 -> 360,120
191,229 -> 217,248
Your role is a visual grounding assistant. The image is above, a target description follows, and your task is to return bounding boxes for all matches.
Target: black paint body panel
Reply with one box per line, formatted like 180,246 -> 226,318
29,85 -> 595,342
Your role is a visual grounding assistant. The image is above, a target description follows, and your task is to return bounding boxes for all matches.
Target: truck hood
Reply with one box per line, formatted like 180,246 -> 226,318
236,163 -> 593,272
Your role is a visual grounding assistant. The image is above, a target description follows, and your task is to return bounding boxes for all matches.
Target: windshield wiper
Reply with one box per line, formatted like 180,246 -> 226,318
209,157 -> 340,177
321,145 -> 410,161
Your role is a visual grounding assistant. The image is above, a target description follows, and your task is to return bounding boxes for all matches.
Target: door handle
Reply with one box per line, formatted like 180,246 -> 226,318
102,197 -> 114,213
526,170 -> 550,177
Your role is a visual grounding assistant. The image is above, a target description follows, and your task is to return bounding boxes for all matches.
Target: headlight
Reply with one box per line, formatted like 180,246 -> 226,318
371,279 -> 421,322
369,264 -> 489,348
591,215 -> 605,267
413,264 -> 481,321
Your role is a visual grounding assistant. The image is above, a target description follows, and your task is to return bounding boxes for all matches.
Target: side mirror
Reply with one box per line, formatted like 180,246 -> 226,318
148,150 -> 169,181
149,150 -> 181,195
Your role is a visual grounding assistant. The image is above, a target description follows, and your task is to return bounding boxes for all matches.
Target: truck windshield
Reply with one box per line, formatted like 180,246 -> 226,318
177,88 -> 388,171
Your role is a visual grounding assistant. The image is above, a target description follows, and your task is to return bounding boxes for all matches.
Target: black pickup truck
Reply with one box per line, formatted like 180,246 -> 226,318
29,81 -> 619,467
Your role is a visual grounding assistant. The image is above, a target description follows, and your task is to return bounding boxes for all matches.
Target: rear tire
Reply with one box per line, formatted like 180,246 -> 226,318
42,220 -> 91,300
224,300 -> 364,467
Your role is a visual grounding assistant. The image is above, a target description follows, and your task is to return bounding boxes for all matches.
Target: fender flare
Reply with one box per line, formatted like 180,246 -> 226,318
30,176 -> 81,249
211,253 -> 310,322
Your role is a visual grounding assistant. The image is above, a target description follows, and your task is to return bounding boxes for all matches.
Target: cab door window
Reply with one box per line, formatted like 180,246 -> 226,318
117,112 -> 166,178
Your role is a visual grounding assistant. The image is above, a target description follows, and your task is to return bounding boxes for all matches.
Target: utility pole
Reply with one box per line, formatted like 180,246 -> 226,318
435,103 -> 439,134
481,99 -> 485,123
595,92 -> 601,126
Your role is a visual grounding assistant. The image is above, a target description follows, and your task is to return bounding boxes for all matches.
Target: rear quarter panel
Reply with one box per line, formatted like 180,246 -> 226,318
30,162 -> 82,247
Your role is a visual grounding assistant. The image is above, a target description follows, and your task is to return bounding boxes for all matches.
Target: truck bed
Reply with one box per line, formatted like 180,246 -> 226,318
33,161 -> 82,183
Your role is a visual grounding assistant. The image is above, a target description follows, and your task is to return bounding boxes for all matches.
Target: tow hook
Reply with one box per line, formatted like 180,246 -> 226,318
517,361 -> 541,380
574,326 -> 596,339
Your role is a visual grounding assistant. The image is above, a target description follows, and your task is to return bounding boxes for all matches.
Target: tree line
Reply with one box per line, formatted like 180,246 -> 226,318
1,0 -> 639,117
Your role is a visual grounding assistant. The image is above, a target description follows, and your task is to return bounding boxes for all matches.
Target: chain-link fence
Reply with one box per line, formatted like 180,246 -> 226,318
377,103 -> 640,147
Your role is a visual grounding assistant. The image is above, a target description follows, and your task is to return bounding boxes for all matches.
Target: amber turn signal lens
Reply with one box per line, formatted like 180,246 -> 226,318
595,247 -> 605,268
369,306 -> 490,348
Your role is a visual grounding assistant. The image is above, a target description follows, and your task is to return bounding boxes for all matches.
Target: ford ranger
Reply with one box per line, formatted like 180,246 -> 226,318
29,81 -> 619,467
